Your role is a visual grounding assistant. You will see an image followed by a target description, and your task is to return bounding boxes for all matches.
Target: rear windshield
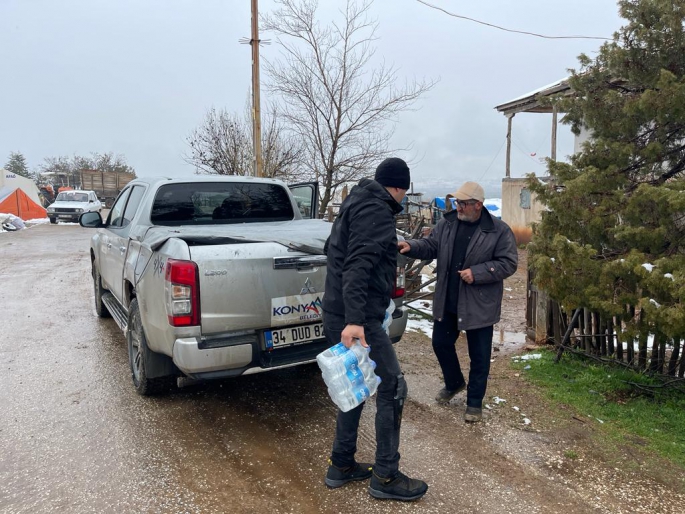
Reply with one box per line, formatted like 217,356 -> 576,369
150,182 -> 295,225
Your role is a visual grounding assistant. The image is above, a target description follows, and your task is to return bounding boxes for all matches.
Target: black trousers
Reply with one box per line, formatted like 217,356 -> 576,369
322,311 -> 404,478
432,312 -> 493,408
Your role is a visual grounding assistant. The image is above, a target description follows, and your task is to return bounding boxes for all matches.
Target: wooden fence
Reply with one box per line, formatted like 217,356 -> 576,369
532,281 -> 685,377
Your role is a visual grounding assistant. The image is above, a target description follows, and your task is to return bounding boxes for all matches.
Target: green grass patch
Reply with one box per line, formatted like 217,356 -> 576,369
564,449 -> 579,460
513,349 -> 685,468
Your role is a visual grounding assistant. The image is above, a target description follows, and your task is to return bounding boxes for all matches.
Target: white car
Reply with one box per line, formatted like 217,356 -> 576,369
47,190 -> 102,224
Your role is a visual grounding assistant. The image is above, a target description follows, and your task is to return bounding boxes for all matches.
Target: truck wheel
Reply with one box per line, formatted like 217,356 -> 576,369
127,298 -> 176,396
93,267 -> 111,318
49,218 -> 57,224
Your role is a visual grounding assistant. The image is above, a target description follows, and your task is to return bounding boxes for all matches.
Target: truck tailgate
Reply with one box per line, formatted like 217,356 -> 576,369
190,242 -> 326,335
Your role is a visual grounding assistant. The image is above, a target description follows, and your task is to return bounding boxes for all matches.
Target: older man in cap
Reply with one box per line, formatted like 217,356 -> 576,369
398,181 -> 517,422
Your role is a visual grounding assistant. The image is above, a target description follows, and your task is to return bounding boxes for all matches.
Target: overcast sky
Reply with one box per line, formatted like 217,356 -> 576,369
0,0 -> 623,197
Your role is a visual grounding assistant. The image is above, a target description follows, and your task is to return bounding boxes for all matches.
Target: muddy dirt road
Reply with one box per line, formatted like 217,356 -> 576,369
1,224 -> 683,513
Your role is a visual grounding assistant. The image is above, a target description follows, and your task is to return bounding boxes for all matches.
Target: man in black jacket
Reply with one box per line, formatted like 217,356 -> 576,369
322,157 -> 428,502
399,181 -> 518,422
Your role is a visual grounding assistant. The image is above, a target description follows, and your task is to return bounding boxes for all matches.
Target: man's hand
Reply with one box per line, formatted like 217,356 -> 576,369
341,324 -> 367,348
458,268 -> 474,285
398,241 -> 411,254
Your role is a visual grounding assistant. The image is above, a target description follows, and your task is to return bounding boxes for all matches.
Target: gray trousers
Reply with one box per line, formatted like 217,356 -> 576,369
323,311 -> 406,478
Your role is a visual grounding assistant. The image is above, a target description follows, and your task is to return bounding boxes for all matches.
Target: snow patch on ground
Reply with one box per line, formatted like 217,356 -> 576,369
406,316 -> 434,338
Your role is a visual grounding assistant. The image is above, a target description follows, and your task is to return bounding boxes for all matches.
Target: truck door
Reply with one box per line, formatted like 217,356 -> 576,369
106,185 -> 147,304
288,182 -> 319,219
100,188 -> 131,298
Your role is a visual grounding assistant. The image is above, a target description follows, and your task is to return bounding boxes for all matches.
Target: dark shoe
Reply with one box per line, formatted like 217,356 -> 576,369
369,471 -> 428,501
435,383 -> 466,404
325,459 -> 373,488
464,406 -> 483,422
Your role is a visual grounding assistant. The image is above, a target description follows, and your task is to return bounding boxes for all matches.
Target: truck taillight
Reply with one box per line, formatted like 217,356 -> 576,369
165,259 -> 200,327
392,266 -> 405,298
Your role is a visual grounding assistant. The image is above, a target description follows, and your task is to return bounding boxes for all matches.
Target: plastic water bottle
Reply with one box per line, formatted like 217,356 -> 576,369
382,299 -> 395,334
317,341 -> 381,412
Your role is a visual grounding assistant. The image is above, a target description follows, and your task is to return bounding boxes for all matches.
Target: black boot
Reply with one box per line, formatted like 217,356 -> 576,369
368,470 -> 428,501
325,459 -> 373,488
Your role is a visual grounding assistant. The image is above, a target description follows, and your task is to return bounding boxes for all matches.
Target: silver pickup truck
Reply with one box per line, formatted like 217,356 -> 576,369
80,176 -> 408,395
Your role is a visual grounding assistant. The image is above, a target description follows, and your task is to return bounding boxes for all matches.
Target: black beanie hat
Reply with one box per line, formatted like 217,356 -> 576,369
374,157 -> 410,190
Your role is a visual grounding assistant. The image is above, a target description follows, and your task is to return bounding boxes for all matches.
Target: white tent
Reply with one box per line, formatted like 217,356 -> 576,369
0,168 -> 42,205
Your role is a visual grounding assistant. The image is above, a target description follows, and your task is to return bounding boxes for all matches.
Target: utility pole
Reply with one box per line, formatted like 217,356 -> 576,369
250,0 -> 264,177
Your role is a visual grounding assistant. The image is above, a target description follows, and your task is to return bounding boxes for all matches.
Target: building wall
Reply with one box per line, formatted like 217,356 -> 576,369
573,126 -> 592,154
501,177 -> 548,244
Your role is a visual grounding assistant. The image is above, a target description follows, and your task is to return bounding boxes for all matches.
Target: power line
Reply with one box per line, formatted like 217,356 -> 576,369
478,138 -> 506,182
415,0 -> 611,41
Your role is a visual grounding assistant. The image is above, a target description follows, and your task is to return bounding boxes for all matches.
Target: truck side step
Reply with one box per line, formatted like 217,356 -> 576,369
102,293 -> 128,333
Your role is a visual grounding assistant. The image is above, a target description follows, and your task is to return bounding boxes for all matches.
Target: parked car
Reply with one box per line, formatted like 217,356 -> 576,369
46,190 -> 102,224
79,176 -> 408,395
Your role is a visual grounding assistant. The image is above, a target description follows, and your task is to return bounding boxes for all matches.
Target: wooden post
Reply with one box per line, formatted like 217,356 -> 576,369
555,308 -> 582,362
552,301 -> 562,349
668,337 -> 680,376
551,105 -> 558,162
250,0 -> 264,177
505,113 -> 514,178
607,317 -> 615,356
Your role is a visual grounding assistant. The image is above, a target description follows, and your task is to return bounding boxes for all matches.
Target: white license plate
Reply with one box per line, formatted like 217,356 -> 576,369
265,322 -> 325,349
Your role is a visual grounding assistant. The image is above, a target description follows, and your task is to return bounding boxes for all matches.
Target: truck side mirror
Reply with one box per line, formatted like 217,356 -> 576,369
80,211 -> 103,228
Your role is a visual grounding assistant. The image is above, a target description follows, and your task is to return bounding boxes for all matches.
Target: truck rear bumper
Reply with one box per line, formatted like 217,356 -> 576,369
172,338 -> 253,375
389,306 -> 408,343
172,306 -> 408,377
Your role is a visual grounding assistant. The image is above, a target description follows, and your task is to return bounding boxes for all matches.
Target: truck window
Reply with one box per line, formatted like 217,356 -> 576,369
150,182 -> 295,226
122,186 -> 146,227
107,188 -> 132,228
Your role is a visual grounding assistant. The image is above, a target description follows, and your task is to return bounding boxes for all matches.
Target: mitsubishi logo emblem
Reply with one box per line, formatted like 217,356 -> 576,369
301,277 -> 316,294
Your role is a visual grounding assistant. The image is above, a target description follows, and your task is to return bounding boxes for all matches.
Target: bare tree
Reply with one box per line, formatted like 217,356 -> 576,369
263,0 -> 435,215
39,152 -> 135,188
185,104 -> 304,181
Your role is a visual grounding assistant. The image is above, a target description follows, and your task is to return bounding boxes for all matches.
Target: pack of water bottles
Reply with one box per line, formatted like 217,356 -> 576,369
316,341 -> 381,412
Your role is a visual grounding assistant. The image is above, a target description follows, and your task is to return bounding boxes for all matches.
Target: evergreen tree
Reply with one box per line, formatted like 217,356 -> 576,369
529,0 -> 685,346
4,152 -> 31,179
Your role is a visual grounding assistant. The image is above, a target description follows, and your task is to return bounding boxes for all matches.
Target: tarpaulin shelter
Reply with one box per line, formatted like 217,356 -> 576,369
0,186 -> 47,219
0,169 -> 43,204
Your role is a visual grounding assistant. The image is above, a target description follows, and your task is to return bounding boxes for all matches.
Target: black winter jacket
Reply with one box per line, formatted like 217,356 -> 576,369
404,209 -> 518,330
323,178 -> 403,325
